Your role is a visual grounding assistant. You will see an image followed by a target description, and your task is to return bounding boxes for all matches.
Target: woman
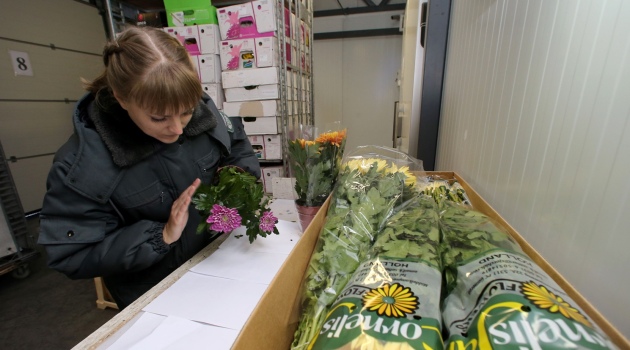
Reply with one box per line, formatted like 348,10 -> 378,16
37,26 -> 260,309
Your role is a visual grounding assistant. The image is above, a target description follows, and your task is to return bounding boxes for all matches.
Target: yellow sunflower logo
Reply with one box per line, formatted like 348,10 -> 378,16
362,283 -> 419,318
521,281 -> 592,327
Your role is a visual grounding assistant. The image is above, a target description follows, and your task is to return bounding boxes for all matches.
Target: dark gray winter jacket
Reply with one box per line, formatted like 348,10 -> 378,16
38,91 -> 260,308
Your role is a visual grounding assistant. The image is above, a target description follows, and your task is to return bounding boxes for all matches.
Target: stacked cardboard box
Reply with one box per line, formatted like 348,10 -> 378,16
217,0 -> 306,191
161,0 -> 312,193
163,22 -> 225,109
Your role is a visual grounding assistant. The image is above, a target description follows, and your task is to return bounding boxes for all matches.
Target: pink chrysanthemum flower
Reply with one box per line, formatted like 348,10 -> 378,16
259,211 -> 278,233
206,204 -> 242,232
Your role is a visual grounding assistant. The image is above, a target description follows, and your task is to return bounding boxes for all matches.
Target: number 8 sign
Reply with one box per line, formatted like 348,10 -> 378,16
9,50 -> 34,76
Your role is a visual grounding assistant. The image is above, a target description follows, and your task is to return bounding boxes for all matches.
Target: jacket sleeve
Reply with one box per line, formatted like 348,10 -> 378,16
221,116 -> 262,179
37,153 -> 171,280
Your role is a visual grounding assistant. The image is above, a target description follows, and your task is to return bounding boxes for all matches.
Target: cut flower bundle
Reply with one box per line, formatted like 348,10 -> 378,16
291,166 -> 618,349
191,166 -> 278,243
287,124 -> 348,208
291,146 -> 429,349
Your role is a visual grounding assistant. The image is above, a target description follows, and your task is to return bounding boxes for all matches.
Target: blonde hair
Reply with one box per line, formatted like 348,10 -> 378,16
84,26 -> 202,115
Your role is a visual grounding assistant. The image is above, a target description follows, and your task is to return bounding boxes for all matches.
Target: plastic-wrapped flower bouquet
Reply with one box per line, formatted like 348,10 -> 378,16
287,123 -> 347,230
192,166 -> 279,243
291,146 -> 427,349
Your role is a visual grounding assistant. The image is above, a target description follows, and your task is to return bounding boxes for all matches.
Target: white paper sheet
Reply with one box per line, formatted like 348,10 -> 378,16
129,315 -> 203,350
143,273 -> 267,330
163,324 -> 238,350
106,312 -> 165,350
218,219 -> 301,255
189,249 -> 287,284
106,313 -> 238,350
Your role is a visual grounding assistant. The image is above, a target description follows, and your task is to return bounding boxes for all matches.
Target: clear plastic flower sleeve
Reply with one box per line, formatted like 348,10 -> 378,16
290,146 -> 426,350
440,201 -> 617,349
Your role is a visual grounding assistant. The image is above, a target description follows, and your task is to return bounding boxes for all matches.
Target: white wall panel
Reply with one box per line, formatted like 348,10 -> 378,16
0,0 -> 105,52
0,41 -> 102,100
0,0 -> 105,212
0,102 -> 74,158
8,156 -> 55,214
438,0 -> 630,338
313,17 -> 402,152
340,36 -> 401,150
313,40 -> 344,129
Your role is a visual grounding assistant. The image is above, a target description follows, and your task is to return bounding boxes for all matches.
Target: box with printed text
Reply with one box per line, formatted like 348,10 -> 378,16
202,83 -> 224,110
163,26 -> 201,56
241,116 -> 282,135
163,0 -> 217,27
217,1 -> 290,41
221,67 -> 279,88
219,36 -> 281,71
247,135 -> 265,159
262,134 -> 282,160
197,24 -> 221,54
261,165 -> 284,194
197,54 -> 221,83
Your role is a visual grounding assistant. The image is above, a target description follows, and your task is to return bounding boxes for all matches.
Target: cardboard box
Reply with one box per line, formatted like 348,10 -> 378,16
163,26 -> 201,56
221,67 -> 279,88
217,1 -> 290,40
246,134 -> 281,160
223,100 -> 279,117
230,172 -> 630,350
216,2 -> 257,40
190,54 -> 200,77
300,19 -> 311,51
197,54 -> 221,83
219,36 -> 280,71
197,24 -> 220,54
224,84 -> 280,102
220,38 -> 256,70
164,0 -> 217,27
241,116 -> 281,135
252,0 -> 291,37
261,165 -> 284,193
263,134 -> 282,160
202,83 -> 223,110
247,135 -> 265,159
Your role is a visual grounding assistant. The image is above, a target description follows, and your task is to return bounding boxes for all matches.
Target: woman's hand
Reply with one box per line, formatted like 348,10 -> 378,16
163,178 -> 201,245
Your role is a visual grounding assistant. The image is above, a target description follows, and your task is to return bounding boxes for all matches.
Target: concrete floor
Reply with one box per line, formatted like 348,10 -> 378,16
0,217 -> 118,350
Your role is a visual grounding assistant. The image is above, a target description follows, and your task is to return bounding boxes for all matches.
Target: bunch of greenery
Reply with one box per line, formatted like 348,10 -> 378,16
439,200 -> 522,292
369,194 -> 441,267
311,194 -> 444,349
291,148 -> 424,350
191,166 -> 279,243
287,126 -> 347,207
419,179 -> 471,207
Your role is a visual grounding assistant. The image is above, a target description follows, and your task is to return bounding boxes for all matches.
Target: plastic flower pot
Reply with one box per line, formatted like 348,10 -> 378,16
294,202 -> 322,232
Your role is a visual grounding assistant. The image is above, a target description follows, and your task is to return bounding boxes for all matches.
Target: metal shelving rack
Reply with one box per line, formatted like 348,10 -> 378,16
0,140 -> 39,279
99,0 -> 315,174
276,0 -> 314,173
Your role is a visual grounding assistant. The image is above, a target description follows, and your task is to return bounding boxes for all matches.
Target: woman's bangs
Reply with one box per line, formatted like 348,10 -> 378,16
132,64 -> 202,116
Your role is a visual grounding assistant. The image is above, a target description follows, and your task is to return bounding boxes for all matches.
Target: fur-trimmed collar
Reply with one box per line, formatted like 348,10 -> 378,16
87,91 -> 217,167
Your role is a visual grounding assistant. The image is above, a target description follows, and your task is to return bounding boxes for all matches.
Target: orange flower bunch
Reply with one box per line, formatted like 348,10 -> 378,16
315,129 -> 347,147
288,126 -> 348,207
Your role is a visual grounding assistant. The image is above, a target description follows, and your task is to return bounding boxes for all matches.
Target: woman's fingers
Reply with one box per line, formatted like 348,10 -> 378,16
163,178 -> 202,245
